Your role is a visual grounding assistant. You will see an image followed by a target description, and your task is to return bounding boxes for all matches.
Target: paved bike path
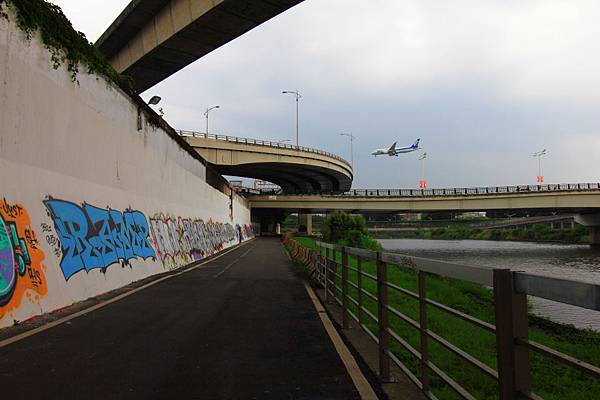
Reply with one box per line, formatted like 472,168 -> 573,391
0,238 -> 362,399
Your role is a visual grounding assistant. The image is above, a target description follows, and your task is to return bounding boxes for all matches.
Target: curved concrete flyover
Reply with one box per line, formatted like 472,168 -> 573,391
181,131 -> 353,194
247,183 -> 600,214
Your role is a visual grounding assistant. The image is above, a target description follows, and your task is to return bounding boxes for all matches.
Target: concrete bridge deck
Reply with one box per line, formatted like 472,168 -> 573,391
0,238 -> 372,399
182,131 -> 354,193
248,183 -> 600,214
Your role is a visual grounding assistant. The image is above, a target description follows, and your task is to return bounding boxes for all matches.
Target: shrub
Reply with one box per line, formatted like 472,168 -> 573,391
322,211 -> 382,250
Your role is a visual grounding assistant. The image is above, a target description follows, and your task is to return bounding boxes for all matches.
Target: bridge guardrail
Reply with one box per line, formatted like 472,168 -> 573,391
255,183 -> 600,197
178,130 -> 352,170
283,236 -> 600,400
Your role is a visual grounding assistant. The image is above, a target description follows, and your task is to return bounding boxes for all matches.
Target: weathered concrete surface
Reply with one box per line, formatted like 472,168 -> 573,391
0,12 -> 251,328
97,0 -> 305,92
0,239 -> 364,399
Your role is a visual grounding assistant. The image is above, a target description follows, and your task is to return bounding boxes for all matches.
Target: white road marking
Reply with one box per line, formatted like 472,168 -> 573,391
0,239 -> 256,349
212,244 -> 255,278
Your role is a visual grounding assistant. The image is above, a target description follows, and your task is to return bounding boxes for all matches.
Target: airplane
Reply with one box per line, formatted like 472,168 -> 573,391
371,139 -> 420,156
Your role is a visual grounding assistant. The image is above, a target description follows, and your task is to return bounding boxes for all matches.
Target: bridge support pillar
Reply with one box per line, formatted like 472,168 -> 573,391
575,214 -> 600,247
298,213 -> 313,235
591,226 -> 600,247
251,210 -> 286,236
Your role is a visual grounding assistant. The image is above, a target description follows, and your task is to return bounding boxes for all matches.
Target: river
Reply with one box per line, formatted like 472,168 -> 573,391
378,239 -> 600,331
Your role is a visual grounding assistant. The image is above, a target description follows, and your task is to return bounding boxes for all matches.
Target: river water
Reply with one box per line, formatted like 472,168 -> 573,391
378,239 -> 600,331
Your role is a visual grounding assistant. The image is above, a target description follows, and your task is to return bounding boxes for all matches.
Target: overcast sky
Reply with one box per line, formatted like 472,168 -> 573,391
54,0 -> 600,189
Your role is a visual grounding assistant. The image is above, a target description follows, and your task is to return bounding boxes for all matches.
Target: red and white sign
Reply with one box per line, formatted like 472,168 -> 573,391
536,176 -> 544,183
419,180 -> 428,189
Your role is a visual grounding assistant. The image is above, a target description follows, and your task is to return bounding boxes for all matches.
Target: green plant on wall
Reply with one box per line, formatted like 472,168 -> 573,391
0,0 -> 130,88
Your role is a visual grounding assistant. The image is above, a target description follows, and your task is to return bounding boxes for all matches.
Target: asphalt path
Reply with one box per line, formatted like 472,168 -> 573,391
0,238 -> 361,400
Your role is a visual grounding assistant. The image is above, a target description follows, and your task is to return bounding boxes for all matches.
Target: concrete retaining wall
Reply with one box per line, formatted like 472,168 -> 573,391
0,15 -> 252,328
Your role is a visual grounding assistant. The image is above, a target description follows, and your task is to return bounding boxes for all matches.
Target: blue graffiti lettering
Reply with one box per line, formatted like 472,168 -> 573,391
44,199 -> 156,280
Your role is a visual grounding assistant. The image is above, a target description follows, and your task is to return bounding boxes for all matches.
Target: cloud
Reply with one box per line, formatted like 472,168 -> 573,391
52,0 -> 600,188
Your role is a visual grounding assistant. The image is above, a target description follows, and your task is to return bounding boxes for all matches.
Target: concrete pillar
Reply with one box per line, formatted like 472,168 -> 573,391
574,214 -> 600,247
306,213 -> 313,236
591,226 -> 600,247
298,213 -> 313,235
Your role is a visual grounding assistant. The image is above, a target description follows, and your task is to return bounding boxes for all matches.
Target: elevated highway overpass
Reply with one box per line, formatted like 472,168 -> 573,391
248,183 -> 600,243
248,183 -> 600,214
96,0 -> 304,92
180,131 -> 353,193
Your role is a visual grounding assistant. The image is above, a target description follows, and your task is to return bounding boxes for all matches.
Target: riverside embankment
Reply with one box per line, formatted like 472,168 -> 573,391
291,236 -> 600,400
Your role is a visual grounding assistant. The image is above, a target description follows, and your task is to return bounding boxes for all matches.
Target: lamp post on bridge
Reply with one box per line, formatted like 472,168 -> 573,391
204,105 -> 220,134
282,90 -> 302,146
419,152 -> 428,189
533,149 -> 547,184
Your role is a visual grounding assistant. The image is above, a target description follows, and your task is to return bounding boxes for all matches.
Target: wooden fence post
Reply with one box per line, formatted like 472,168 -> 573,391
494,269 -> 531,400
324,247 -> 330,301
418,271 -> 430,392
377,252 -> 391,381
342,247 -> 349,329
357,256 -> 363,324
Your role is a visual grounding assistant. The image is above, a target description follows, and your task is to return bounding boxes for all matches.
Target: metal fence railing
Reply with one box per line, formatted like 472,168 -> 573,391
177,130 -> 352,169
283,236 -> 600,400
255,183 -> 600,197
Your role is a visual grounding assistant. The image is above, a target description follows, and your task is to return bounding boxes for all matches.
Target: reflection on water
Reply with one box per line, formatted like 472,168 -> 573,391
378,239 -> 600,330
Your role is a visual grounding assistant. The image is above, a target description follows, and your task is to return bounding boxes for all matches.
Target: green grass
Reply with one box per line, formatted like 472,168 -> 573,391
377,224 -> 590,244
286,237 -> 600,400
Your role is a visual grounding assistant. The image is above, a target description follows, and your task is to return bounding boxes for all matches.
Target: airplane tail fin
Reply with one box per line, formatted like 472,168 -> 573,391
387,142 -> 397,153
413,138 -> 421,149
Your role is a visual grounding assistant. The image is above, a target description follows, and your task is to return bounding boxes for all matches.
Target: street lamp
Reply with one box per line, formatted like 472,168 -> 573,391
418,152 -> 428,188
148,96 -> 162,105
138,95 -> 162,130
533,149 -> 547,183
339,133 -> 356,169
204,105 -> 220,134
282,90 -> 302,146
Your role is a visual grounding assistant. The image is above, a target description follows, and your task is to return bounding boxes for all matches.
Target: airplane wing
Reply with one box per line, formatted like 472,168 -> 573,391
387,142 -> 397,154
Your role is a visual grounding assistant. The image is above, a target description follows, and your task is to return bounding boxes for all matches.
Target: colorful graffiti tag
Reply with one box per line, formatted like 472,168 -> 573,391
149,215 -> 254,269
0,198 -> 47,319
44,199 -> 156,280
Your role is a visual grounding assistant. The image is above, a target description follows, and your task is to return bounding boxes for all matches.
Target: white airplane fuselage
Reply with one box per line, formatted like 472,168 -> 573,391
371,139 -> 420,156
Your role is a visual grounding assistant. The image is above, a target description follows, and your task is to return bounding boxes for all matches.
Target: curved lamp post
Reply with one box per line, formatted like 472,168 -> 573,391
339,133 -> 356,169
204,105 -> 220,134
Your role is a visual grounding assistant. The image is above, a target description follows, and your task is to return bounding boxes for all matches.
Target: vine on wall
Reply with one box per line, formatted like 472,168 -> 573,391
0,0 -> 130,89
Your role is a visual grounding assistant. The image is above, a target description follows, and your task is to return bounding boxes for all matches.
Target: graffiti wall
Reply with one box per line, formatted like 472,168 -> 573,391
149,215 -> 254,270
44,199 -> 156,280
0,15 -> 253,328
0,198 -> 47,320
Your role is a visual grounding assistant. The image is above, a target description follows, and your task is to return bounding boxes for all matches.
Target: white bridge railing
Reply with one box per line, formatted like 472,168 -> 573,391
178,130 -> 352,169
253,183 -> 600,197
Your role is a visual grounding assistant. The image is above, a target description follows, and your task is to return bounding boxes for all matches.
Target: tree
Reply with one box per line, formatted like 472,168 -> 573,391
322,211 -> 381,250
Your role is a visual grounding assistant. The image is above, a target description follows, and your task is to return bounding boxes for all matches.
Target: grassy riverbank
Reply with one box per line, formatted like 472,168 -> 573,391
372,224 -> 590,244
291,236 -> 600,400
